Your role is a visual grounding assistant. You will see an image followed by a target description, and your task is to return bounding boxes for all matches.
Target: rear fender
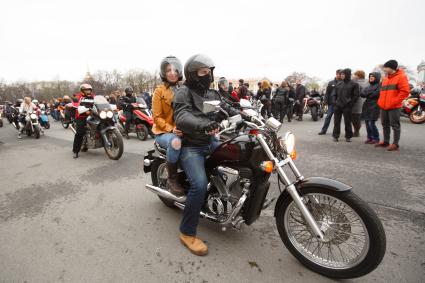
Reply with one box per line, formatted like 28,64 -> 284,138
274,177 -> 351,217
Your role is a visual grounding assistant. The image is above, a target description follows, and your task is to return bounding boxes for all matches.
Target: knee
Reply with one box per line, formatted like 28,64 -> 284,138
171,137 -> 181,150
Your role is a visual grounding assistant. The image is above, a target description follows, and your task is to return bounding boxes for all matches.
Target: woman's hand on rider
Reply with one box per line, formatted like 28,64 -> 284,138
173,128 -> 183,137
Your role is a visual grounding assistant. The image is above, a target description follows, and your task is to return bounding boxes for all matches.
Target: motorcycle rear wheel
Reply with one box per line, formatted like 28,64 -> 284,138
409,107 -> 425,124
44,122 -> 50,129
151,159 -> 176,208
61,118 -> 69,129
275,187 -> 386,279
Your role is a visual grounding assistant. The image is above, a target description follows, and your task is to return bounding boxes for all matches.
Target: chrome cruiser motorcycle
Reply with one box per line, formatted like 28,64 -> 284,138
76,96 -> 124,160
143,100 -> 386,279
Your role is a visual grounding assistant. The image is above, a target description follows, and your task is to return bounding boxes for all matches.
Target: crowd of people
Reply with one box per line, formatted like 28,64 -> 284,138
318,59 -> 410,151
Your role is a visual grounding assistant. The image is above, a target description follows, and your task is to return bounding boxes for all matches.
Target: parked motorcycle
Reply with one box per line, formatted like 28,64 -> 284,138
19,110 -> 42,139
75,96 -> 124,160
143,100 -> 386,279
38,105 -> 50,129
401,88 -> 425,124
118,97 -> 153,140
306,95 -> 324,121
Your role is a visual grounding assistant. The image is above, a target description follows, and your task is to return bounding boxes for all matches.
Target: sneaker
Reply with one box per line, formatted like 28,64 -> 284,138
346,138 -> 352,142
318,131 -> 326,135
386,144 -> 399,151
180,233 -> 208,256
17,133 -> 22,139
375,141 -> 389,148
333,138 -> 339,142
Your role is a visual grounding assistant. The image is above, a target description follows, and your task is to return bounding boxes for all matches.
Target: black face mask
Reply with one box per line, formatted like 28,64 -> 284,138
197,74 -> 212,90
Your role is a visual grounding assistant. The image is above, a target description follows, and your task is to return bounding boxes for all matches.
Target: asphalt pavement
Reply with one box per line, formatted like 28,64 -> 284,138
0,115 -> 424,283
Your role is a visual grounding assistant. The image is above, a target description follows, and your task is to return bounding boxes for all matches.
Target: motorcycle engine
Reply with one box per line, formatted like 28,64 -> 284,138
207,166 -> 251,218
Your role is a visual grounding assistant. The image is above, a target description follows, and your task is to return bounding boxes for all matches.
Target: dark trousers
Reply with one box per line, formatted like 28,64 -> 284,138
124,111 -> 133,133
285,103 -> 293,122
333,106 -> 353,139
365,120 -> 380,141
261,101 -> 272,118
321,104 -> 334,133
352,113 -> 362,135
274,100 -> 286,122
72,119 -> 87,153
295,100 -> 304,119
381,108 -> 401,145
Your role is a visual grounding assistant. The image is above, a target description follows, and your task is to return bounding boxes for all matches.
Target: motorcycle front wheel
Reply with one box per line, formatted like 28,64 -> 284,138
275,187 -> 386,279
409,107 -> 425,124
104,129 -> 124,160
34,125 -> 40,139
136,124 -> 149,141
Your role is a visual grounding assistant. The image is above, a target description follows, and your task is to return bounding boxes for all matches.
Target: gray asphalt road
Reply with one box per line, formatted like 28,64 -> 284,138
0,115 -> 424,283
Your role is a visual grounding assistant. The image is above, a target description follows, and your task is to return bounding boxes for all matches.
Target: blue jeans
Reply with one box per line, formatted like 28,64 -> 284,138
179,140 -> 220,236
365,120 -> 380,141
321,104 -> 334,133
155,133 -> 181,163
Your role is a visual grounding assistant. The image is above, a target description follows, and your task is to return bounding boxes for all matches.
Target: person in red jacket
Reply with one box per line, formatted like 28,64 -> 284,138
72,84 -> 95,158
375,60 -> 410,151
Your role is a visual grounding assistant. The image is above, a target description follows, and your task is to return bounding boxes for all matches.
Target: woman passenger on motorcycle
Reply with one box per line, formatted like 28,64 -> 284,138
17,97 -> 37,139
152,56 -> 184,197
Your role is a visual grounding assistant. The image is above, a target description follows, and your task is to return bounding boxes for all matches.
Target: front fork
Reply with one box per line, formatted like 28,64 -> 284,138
256,134 -> 325,240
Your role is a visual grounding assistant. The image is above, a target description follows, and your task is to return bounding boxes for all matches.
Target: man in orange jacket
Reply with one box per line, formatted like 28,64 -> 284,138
375,60 -> 410,151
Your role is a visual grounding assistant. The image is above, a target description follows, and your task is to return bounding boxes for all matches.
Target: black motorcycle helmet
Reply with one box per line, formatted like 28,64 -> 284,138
124,87 -> 134,96
15,99 -> 23,107
184,54 -> 215,91
160,56 -> 183,83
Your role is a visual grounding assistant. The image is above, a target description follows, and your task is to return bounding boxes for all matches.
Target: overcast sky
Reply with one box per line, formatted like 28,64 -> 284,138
1,0 -> 424,83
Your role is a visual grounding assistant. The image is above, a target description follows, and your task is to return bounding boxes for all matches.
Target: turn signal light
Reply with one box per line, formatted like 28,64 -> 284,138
290,149 -> 297,160
249,129 -> 259,136
260,161 -> 274,173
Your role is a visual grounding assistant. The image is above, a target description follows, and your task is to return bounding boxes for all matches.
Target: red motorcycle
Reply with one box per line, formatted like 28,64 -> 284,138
402,88 -> 425,124
119,97 -> 153,140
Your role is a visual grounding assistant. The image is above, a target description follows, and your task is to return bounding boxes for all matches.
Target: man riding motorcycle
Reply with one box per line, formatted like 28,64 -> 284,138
120,87 -> 136,139
173,54 -> 240,256
72,84 -> 95,158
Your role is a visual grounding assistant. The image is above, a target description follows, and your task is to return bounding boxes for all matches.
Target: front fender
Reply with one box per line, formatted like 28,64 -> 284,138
100,126 -> 117,147
273,177 -> 351,217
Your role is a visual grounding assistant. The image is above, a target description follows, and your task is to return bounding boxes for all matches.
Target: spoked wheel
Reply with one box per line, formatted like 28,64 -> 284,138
151,160 -> 175,208
104,129 -> 124,160
276,187 -> 386,279
409,107 -> 425,124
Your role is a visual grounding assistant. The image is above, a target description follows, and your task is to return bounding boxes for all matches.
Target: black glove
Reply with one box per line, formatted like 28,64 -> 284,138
203,121 -> 220,133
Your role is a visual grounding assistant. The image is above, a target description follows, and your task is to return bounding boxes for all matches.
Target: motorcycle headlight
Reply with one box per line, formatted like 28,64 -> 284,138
30,113 -> 37,120
99,111 -> 107,119
279,132 -> 297,160
106,111 -> 113,118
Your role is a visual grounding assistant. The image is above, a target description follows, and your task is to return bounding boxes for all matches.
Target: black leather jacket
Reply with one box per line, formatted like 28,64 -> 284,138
120,95 -> 136,112
173,85 -> 239,146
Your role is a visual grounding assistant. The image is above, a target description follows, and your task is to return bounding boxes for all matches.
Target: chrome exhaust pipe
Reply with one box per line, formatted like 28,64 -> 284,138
145,184 -> 187,203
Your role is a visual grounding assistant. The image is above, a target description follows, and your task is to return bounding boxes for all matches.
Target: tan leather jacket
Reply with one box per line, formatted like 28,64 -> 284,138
152,84 -> 176,135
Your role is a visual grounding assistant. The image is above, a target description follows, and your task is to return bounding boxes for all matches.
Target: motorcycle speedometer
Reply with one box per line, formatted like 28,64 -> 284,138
106,111 -> 113,118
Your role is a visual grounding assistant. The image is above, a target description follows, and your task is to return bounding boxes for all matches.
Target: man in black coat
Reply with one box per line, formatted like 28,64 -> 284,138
332,69 -> 359,142
319,69 -> 342,135
295,80 -> 306,121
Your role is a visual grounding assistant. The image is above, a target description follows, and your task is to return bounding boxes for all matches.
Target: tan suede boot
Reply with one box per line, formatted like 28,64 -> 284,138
180,233 -> 208,256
